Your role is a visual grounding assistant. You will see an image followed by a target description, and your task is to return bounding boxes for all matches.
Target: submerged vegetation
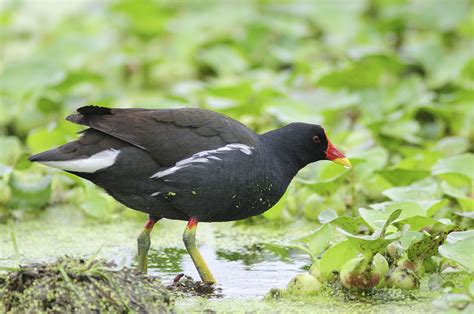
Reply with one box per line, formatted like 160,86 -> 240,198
0,0 -> 473,312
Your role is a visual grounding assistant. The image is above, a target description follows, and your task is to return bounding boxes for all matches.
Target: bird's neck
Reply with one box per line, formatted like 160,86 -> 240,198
259,128 -> 309,178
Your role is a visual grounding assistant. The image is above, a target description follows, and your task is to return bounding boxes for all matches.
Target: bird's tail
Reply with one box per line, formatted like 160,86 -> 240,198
29,129 -> 121,174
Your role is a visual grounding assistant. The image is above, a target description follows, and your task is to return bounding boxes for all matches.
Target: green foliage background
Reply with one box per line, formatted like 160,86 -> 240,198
0,1 -> 473,226
1,0 -> 473,309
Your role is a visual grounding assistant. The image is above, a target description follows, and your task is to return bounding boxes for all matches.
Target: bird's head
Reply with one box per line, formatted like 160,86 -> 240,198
268,123 -> 351,169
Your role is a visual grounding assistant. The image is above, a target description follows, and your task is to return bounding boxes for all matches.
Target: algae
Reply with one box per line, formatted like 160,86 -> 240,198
0,257 -> 173,313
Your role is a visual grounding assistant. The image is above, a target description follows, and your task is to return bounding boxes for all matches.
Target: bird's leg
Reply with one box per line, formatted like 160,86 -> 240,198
137,215 -> 160,273
183,218 -> 216,284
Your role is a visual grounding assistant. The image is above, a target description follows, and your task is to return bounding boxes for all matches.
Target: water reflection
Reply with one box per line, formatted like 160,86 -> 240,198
146,243 -> 310,299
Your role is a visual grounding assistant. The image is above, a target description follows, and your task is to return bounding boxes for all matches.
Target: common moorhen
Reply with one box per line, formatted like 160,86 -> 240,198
29,106 -> 351,284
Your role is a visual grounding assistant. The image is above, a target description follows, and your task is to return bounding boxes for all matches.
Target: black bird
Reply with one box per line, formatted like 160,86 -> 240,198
29,106 -> 351,284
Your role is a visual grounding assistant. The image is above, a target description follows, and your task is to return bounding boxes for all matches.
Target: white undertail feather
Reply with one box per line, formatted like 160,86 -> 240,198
151,143 -> 254,180
40,149 -> 121,173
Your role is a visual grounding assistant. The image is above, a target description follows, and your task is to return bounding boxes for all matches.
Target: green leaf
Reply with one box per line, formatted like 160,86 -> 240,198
295,161 -> 350,193
399,231 -> 425,250
435,137 -> 470,156
380,119 -> 421,144
457,198 -> 474,212
439,236 -> 474,272
377,169 -> 431,186
446,231 -> 474,244
337,227 -> 402,256
330,216 -> 365,234
80,186 -> 117,220
8,171 -> 51,208
360,201 -> 423,230
394,149 -> 441,171
0,164 -> 12,178
1,58 -> 65,94
289,223 -> 333,258
81,195 -> 109,220
198,45 -> 248,75
383,179 -> 441,201
0,136 -> 22,166
394,215 -> 441,232
263,190 -> 287,221
266,100 -> 324,124
380,209 -> 402,237
408,0 -> 471,31
361,200 -> 447,231
318,55 -> 403,89
319,240 -> 360,279
27,121 -> 81,154
318,209 -> 338,224
432,154 -> 474,181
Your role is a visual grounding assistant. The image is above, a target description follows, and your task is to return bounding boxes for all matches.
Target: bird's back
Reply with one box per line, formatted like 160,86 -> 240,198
30,106 -> 287,221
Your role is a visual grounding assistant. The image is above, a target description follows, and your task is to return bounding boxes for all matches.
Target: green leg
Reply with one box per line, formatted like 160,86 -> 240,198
137,216 -> 159,273
183,218 -> 216,284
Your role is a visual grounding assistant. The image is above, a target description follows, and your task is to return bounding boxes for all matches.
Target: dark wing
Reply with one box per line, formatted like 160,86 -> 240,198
150,144 -> 260,221
66,106 -> 258,166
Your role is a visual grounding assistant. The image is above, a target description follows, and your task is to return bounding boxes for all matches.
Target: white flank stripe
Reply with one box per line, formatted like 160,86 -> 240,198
227,144 -> 253,155
40,149 -> 120,173
151,143 -> 254,179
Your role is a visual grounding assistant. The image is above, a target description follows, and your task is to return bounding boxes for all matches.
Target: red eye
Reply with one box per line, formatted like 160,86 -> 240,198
313,135 -> 321,143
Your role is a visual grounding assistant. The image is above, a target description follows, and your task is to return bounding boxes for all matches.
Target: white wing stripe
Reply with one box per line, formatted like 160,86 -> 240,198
151,143 -> 253,179
40,149 -> 120,173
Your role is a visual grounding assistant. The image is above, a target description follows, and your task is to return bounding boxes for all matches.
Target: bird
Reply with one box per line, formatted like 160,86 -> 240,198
29,105 -> 351,284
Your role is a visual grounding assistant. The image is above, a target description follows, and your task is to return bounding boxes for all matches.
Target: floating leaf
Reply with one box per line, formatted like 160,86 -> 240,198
432,154 -> 474,181
337,228 -> 402,256
8,171 -> 51,208
331,216 -> 366,234
446,231 -> 474,244
383,179 -> 441,201
439,236 -> 474,272
377,169 -> 431,186
287,223 -> 333,259
394,215 -> 441,231
1,59 -> 65,94
27,121 -> 81,154
0,136 -> 22,166
318,209 -> 338,224
435,137 -> 470,156
319,240 -> 359,279
263,190 -> 287,221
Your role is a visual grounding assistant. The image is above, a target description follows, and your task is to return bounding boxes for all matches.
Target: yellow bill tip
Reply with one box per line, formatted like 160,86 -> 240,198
332,157 -> 352,168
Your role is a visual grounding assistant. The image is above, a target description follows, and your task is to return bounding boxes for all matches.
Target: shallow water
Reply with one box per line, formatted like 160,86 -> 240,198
0,206 -> 440,312
0,206 -> 310,297
147,244 -> 308,299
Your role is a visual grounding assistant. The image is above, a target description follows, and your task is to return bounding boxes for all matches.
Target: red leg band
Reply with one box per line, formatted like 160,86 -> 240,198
187,217 -> 198,229
144,219 -> 156,230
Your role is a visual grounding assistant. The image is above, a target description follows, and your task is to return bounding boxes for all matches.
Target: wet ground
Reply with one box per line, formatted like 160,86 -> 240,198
0,206 -> 440,312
